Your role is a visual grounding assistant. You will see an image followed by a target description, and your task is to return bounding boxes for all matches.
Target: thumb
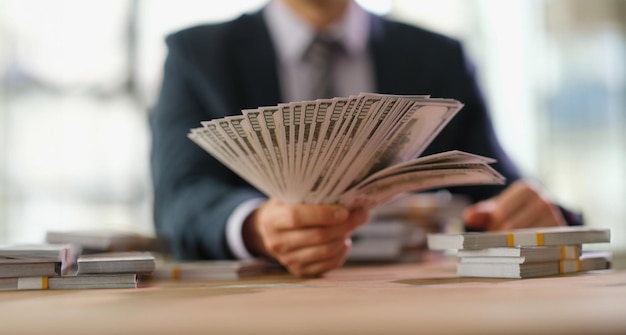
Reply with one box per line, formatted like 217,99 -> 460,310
463,200 -> 495,229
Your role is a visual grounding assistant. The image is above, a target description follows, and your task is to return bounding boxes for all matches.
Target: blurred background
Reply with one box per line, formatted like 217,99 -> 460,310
0,0 -> 624,251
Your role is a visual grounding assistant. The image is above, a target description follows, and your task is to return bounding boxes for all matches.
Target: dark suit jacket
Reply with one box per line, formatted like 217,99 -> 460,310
150,9 -> 581,260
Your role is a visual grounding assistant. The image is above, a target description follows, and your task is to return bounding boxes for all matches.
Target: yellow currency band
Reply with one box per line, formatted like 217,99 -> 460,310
536,232 -> 544,246
561,245 -> 581,259
506,232 -> 544,247
559,260 -> 582,273
42,277 -> 48,290
171,266 -> 180,280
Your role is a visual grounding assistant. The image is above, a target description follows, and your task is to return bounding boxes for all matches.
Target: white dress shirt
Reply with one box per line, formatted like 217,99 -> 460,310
226,0 -> 375,259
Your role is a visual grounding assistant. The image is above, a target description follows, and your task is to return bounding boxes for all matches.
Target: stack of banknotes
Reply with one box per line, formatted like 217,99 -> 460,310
188,93 -> 505,209
0,244 -> 153,290
427,226 -> 612,278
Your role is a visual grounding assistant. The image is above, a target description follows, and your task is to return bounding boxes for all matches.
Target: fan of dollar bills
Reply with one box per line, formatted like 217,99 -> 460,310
188,93 -> 505,209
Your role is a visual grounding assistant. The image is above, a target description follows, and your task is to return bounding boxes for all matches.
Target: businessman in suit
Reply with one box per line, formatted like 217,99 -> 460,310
150,0 -> 581,277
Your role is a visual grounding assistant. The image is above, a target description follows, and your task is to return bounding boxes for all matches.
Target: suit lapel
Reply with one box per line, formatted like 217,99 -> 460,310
369,16 -> 416,95
231,11 -> 282,109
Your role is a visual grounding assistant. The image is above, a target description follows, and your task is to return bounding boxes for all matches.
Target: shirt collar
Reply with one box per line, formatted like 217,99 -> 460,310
264,0 -> 371,61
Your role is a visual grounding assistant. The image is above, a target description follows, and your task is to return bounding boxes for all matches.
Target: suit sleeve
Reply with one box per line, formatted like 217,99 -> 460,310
149,33 -> 264,260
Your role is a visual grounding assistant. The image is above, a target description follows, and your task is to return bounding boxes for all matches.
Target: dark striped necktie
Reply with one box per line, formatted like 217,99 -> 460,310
304,35 -> 342,99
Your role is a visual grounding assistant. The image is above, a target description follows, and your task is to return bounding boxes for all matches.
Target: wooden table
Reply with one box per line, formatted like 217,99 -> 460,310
2,253 -> 625,335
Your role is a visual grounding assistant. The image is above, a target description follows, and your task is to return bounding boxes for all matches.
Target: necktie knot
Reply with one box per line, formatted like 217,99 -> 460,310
304,35 -> 343,99
304,36 -> 342,62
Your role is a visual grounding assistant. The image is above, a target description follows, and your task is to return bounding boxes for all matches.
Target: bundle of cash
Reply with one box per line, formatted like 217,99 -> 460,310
0,246 -> 153,290
150,259 -> 270,281
188,93 -> 505,209
427,226 -> 612,278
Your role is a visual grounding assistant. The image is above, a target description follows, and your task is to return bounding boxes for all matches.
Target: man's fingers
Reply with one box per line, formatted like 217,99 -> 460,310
490,181 -> 533,225
262,202 -> 350,230
278,238 -> 351,277
253,202 -> 369,271
497,196 -> 566,230
461,181 -> 568,232
294,244 -> 351,277
265,223 -> 355,254
346,207 -> 370,230
463,200 -> 494,229
292,204 -> 350,226
490,199 -> 537,230
258,203 -> 368,251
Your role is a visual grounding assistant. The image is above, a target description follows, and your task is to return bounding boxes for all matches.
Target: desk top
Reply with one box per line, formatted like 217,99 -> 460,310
2,254 -> 625,335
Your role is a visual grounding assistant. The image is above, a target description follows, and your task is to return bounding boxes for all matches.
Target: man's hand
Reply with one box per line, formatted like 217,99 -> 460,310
242,200 -> 369,277
463,180 -> 567,231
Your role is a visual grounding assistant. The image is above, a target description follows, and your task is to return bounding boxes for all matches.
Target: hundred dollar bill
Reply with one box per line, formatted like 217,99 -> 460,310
300,99 -> 333,184
275,103 -> 296,195
222,116 -> 277,194
334,99 -> 462,202
339,167 -> 505,210
188,122 -> 274,196
301,98 -> 350,202
321,94 -> 408,201
312,95 -> 385,203
256,106 -> 288,195
241,109 -> 285,199
296,101 -> 318,189
303,96 -> 360,202
354,150 -> 499,186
